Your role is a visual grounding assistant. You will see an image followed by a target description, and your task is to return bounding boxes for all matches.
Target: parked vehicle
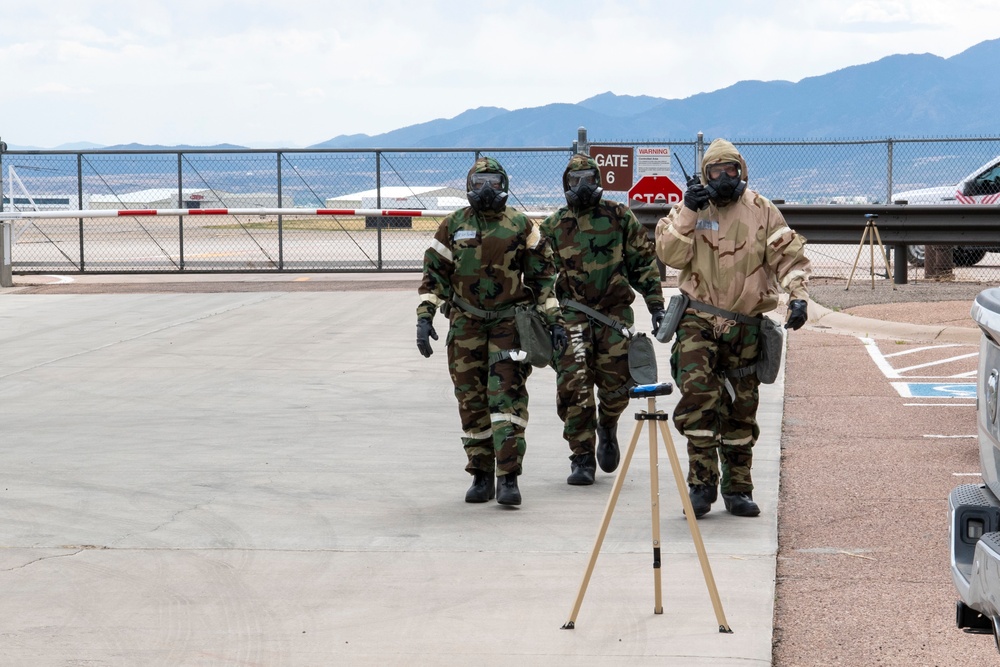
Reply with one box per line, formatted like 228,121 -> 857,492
949,287 -> 1000,649
892,156 -> 1000,267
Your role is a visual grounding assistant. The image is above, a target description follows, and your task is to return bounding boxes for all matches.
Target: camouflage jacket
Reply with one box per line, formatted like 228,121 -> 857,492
654,191 -> 811,319
417,207 -> 562,326
541,200 -> 664,326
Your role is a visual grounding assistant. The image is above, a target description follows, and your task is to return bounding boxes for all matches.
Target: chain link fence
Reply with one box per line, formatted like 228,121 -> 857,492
2,137 -> 999,284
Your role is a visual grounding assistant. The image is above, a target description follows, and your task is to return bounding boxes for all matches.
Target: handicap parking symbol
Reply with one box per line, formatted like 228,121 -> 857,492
891,382 -> 976,399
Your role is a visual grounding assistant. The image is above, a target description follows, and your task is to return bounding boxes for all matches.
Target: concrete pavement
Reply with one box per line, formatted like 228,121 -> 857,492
1,278 -> 786,665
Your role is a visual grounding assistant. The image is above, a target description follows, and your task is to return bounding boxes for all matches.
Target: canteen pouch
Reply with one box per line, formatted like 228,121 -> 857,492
755,318 -> 784,384
655,293 -> 690,343
628,332 -> 658,385
515,305 -> 553,368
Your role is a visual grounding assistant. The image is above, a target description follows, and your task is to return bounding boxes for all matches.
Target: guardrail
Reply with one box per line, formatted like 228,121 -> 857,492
631,203 -> 1000,284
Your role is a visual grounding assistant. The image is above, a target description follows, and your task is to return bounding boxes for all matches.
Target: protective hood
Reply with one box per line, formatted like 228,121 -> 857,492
562,153 -> 604,210
562,153 -> 602,190
466,156 -> 509,214
699,139 -> 749,185
700,138 -> 748,206
466,156 -> 509,192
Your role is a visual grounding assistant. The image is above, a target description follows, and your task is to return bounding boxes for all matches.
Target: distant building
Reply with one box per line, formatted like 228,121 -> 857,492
324,186 -> 467,211
2,195 -> 78,210
88,188 -> 288,210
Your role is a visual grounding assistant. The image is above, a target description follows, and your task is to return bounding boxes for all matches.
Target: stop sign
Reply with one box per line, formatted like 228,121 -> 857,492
628,175 -> 683,205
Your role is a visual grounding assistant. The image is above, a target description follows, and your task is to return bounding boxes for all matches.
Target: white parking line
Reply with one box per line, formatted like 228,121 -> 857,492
884,343 -> 966,358
894,352 -> 979,374
904,403 -> 976,407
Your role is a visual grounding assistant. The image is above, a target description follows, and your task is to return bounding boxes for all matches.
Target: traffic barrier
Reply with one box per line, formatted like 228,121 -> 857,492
0,207 -> 551,220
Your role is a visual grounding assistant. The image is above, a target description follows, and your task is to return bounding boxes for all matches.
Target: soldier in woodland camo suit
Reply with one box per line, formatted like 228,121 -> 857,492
655,138 -> 811,518
416,157 -> 567,507
542,154 -> 665,486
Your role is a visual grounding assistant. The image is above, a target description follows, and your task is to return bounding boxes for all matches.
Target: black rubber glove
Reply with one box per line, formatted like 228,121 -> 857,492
651,308 -> 666,333
785,299 -> 808,331
684,183 -> 711,211
550,324 -> 568,357
416,318 -> 438,357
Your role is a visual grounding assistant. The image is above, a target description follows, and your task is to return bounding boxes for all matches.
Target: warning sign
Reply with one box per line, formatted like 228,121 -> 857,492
636,147 -> 671,178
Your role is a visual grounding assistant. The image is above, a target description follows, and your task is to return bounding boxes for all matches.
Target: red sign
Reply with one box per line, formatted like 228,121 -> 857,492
628,175 -> 683,205
589,145 -> 634,192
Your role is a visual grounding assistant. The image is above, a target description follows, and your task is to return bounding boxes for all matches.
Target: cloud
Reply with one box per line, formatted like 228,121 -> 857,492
2,1 -> 999,147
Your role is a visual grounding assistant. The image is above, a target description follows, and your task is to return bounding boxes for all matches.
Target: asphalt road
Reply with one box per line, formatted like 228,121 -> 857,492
774,297 -> 997,665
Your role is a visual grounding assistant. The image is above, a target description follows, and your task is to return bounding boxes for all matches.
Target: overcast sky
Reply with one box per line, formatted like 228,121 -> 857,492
3,1 -> 999,148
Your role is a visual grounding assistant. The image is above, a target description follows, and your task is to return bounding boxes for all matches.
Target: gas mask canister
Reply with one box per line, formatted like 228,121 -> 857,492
467,172 -> 508,213
704,161 -> 746,206
564,169 -> 603,209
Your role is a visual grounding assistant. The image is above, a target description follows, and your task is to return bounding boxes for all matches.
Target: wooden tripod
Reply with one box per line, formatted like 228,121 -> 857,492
561,382 -> 732,633
846,213 -> 895,291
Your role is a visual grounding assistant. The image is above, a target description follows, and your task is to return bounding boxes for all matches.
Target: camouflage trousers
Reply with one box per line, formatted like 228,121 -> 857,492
447,313 -> 531,477
670,314 -> 761,493
554,311 -> 633,457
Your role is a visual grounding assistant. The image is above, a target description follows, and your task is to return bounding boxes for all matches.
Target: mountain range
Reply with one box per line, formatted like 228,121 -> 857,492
11,38 -> 1000,151
311,38 -> 1000,148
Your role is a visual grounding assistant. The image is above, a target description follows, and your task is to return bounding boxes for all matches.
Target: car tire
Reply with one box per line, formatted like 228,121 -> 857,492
906,245 -> 988,267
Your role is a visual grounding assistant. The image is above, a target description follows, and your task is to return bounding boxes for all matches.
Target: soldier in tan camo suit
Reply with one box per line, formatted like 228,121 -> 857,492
542,154 -> 665,486
416,157 -> 567,507
655,139 -> 811,518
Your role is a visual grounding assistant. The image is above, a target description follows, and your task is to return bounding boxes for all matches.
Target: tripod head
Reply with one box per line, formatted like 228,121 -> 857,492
629,382 -> 673,398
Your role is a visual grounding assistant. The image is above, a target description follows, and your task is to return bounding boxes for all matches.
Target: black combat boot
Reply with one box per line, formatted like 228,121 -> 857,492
687,485 -> 718,519
465,470 -> 496,503
567,453 -> 597,486
496,473 -> 521,506
722,492 -> 760,517
596,423 -> 620,473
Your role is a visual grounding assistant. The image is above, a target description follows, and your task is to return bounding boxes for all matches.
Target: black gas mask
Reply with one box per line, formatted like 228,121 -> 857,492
564,168 -> 603,209
704,161 -> 747,206
467,171 -> 508,213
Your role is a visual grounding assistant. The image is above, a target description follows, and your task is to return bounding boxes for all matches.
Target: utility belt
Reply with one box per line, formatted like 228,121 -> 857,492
688,299 -> 764,327
450,295 -> 517,321
684,299 -> 782,384
451,295 -> 552,368
560,298 -> 653,398
560,298 -> 632,339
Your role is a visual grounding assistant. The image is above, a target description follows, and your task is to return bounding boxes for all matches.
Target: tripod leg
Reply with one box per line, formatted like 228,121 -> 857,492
846,222 -> 871,291
869,222 -> 876,289
561,415 -> 646,629
870,224 -> 896,290
657,419 -> 733,633
647,397 -> 664,614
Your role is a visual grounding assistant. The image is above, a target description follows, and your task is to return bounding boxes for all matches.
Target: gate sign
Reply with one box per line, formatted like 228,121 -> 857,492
628,175 -> 684,205
589,145 -> 634,192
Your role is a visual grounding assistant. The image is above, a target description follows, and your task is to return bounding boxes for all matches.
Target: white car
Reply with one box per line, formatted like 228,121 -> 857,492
891,156 -> 1000,267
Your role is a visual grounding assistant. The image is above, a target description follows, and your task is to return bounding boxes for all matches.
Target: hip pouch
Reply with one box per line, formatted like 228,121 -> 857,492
514,306 -> 553,368
628,332 -> 658,385
655,293 -> 690,343
756,318 -> 784,384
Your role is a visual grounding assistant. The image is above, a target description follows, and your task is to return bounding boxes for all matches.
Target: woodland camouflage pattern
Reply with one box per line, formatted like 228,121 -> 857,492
542,154 -> 664,458
655,139 -> 812,491
417,157 -> 562,477
671,316 -> 760,492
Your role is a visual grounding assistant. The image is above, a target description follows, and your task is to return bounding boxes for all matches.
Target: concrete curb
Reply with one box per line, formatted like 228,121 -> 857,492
807,298 -> 981,344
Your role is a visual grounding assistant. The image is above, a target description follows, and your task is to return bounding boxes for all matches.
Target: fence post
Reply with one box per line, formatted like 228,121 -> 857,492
577,127 -> 588,156
696,132 -> 705,177
277,151 -> 284,271
1,221 -> 11,287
